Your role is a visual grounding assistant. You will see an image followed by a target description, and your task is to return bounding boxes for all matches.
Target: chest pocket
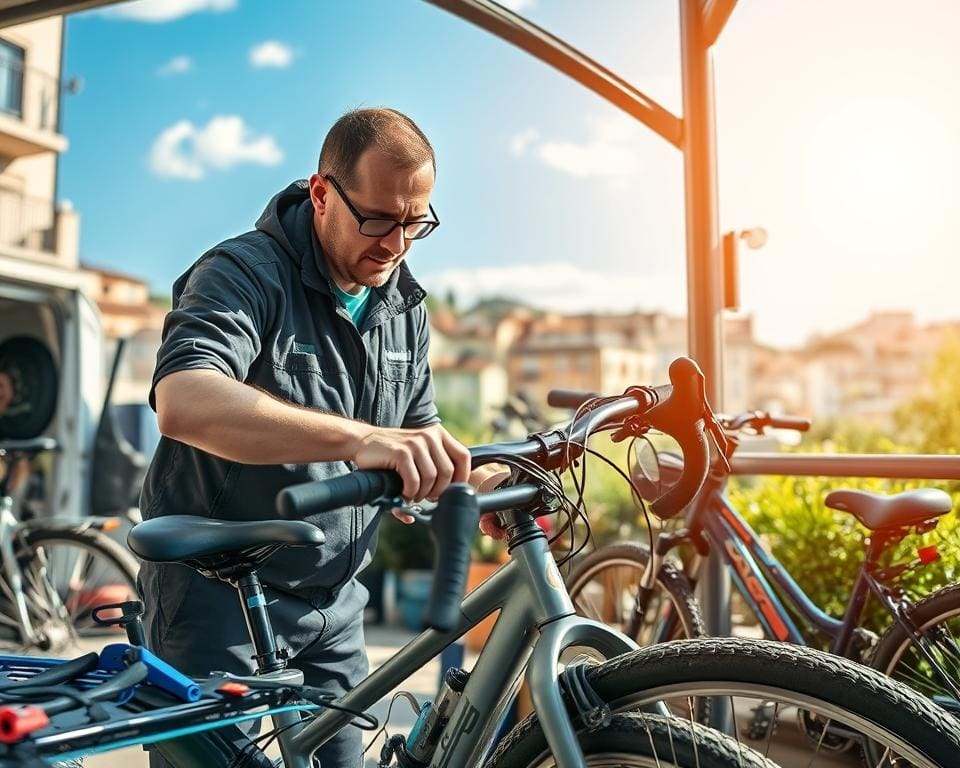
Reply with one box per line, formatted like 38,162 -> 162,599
382,359 -> 414,382
274,351 -> 351,413
377,357 -> 417,426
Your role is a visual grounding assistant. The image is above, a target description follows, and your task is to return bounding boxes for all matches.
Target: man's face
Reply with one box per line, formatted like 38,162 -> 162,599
0,371 -> 12,417
310,147 -> 435,292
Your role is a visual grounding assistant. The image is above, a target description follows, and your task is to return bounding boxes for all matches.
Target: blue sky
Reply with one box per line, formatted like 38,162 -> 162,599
59,0 -> 960,347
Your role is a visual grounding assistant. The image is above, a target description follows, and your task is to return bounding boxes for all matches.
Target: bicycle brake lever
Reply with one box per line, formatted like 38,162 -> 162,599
376,496 -> 436,524
706,417 -> 731,473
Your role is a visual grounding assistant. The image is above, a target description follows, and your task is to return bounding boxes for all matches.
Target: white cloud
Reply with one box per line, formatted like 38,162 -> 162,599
105,0 -> 235,22
512,114 -> 645,179
157,55 -> 192,76
422,263 -> 683,315
498,0 -> 536,13
250,41 -> 295,69
149,116 -> 283,180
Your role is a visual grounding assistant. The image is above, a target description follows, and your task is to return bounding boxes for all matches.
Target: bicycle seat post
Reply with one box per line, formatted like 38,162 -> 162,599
236,571 -> 287,674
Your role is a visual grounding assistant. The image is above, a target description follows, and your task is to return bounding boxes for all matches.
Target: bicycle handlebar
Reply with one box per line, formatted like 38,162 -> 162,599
546,388 -> 600,409
275,356 -> 717,628
720,410 -> 811,433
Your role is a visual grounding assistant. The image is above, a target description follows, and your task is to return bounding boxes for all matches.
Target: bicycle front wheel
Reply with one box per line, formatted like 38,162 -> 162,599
493,637 -> 960,768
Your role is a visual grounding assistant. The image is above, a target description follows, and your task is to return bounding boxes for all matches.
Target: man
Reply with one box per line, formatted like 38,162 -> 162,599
141,107 -> 502,766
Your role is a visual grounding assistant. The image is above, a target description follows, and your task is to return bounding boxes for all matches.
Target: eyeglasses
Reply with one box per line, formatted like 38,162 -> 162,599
325,175 -> 440,240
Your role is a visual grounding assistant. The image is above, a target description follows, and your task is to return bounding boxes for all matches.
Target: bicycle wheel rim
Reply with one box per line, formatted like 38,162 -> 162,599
584,638 -> 959,768
878,606 -> 960,704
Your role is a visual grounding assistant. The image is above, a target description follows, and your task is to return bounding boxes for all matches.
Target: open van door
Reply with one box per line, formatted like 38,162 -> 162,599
89,337 -> 146,519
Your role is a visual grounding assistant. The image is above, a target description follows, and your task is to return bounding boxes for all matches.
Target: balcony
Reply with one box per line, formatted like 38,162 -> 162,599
0,190 -> 56,255
0,57 -> 66,157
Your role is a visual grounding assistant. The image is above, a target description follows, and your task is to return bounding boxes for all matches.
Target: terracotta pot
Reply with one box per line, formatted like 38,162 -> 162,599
464,560 -> 503,651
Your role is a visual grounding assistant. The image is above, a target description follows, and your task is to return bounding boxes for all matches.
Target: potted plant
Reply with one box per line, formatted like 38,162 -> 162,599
378,517 -> 435,631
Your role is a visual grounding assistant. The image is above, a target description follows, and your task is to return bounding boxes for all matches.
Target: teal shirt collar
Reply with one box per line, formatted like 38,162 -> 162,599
332,282 -> 372,326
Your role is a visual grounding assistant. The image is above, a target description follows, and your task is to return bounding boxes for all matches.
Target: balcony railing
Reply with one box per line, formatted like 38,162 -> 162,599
0,57 -> 59,133
0,190 -> 55,253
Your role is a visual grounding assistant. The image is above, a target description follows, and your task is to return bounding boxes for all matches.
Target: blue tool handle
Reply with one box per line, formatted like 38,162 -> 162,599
100,644 -> 201,702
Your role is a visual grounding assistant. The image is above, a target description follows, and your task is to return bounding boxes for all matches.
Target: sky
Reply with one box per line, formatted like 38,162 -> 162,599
58,0 -> 960,348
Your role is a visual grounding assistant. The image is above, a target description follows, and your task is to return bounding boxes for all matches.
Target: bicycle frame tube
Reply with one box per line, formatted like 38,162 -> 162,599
286,535 -> 639,768
704,493 -> 843,641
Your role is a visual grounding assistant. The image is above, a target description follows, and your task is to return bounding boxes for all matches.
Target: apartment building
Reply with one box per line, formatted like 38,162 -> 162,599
0,15 -> 81,290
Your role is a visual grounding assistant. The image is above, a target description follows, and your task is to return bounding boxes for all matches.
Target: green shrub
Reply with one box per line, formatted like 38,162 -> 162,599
729,473 -> 960,637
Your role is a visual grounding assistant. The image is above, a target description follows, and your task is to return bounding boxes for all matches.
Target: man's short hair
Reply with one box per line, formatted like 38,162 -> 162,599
318,107 -> 435,188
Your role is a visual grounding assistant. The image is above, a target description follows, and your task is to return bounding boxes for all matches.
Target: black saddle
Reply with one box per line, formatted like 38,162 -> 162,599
0,436 -> 58,458
824,488 -> 952,531
127,515 -> 325,579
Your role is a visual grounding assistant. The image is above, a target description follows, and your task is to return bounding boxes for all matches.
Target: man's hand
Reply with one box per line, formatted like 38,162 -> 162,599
351,423 -> 471,505
470,463 -> 512,540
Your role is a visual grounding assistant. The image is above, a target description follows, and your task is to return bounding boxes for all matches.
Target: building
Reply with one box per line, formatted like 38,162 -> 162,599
82,264 -> 166,339
749,311 -> 960,427
0,15 -> 82,291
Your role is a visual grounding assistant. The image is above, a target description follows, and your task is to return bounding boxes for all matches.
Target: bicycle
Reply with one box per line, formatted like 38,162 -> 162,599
0,436 -> 140,653
0,359 -> 957,767
564,406 -> 960,758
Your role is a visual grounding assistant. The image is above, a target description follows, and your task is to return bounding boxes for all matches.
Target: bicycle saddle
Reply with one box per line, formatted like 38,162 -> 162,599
824,488 -> 951,530
0,437 -> 58,458
128,515 -> 325,566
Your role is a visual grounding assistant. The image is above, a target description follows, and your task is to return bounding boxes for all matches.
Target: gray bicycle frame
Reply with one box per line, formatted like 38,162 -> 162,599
271,530 -> 639,768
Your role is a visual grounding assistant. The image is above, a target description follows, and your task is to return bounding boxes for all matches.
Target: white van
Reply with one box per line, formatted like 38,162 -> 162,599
0,271 -> 104,519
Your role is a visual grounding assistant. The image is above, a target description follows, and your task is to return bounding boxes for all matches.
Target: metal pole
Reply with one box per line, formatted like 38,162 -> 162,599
680,0 -> 731,732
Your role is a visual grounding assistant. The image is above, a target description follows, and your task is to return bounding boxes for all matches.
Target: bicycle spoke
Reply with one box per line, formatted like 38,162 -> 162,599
763,701 -> 779,759
807,714 -> 832,768
575,584 -> 603,622
641,717 -> 663,767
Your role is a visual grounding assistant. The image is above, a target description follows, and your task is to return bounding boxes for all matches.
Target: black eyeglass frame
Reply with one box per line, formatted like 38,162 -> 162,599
324,175 -> 440,240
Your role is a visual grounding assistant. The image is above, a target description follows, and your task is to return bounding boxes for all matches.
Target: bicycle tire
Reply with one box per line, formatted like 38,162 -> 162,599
491,637 -> 960,768
565,542 -> 705,645
869,581 -> 960,700
8,526 -> 140,648
564,542 -> 709,724
151,727 -> 273,768
486,711 -> 777,768
865,582 -> 960,765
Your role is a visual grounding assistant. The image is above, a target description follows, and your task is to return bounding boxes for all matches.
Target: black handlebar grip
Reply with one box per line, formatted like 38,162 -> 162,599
546,389 -> 600,408
768,416 -> 811,432
276,470 -> 403,518
425,483 -> 480,632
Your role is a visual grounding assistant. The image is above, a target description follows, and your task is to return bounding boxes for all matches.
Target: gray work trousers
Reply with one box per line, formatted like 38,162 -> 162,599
140,561 -> 370,767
